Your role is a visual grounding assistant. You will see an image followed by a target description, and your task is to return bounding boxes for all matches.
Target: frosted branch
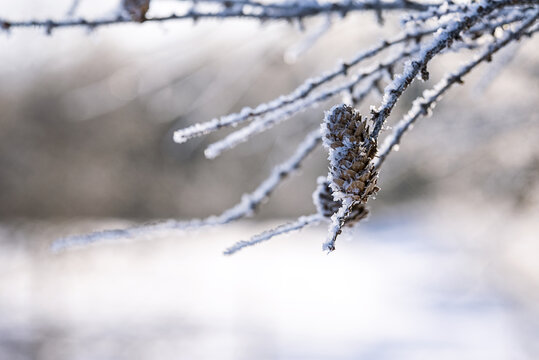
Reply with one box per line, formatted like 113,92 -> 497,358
1,0 -> 434,32
284,14 -> 332,63
374,10 -> 539,170
204,45 -> 418,158
174,3 -> 522,147
370,0 -> 524,139
323,198 -> 354,252
224,214 -> 323,255
66,0 -> 83,17
402,0 -> 536,26
401,1 -> 463,25
53,128 -> 321,251
173,26 -> 436,144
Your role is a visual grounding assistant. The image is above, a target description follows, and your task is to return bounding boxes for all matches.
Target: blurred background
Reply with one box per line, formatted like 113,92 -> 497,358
0,0 -> 538,359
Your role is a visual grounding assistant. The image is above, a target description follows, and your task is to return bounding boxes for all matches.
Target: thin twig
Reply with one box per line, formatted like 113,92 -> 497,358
224,214 -> 323,255
66,0 -> 83,17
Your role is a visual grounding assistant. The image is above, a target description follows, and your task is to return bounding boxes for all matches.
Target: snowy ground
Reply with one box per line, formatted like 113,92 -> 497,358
1,207 -> 538,360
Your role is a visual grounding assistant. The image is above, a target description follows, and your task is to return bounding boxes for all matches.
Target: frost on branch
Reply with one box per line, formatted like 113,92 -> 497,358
223,214 -> 323,255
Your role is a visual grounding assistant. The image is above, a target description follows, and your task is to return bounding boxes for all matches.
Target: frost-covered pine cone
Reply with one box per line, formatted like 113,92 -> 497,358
313,176 -> 369,226
122,0 -> 150,22
321,104 -> 380,251
322,104 -> 379,204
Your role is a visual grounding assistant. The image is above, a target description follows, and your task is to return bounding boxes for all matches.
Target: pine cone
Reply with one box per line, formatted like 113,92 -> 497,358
322,104 -> 379,204
321,104 -> 379,251
122,0 -> 150,22
313,176 -> 369,226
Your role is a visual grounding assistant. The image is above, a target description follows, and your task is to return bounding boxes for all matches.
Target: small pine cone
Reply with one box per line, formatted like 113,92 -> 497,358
346,201 -> 369,227
322,104 -> 379,204
313,176 -> 341,218
313,176 -> 369,227
122,0 -> 150,22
